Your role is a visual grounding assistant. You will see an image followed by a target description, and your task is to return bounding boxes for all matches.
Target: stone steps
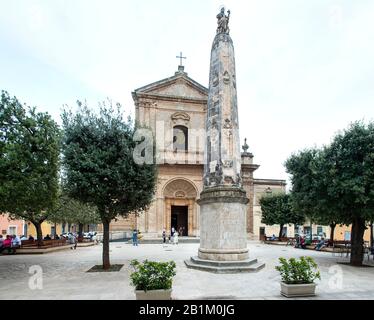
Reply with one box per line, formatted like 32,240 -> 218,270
127,237 -> 200,244
185,256 -> 265,273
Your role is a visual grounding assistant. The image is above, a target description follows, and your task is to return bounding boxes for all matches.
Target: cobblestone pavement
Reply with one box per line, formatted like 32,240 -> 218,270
0,241 -> 373,300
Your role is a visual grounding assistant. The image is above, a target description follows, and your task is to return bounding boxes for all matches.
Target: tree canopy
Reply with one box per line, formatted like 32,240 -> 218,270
61,100 -> 157,268
0,91 -> 60,244
285,121 -> 374,265
260,193 -> 305,239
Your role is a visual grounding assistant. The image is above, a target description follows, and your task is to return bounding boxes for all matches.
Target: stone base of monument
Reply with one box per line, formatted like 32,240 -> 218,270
184,256 -> 265,273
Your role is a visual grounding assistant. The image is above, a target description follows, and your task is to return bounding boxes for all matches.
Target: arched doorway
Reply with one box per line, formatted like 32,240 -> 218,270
163,178 -> 198,237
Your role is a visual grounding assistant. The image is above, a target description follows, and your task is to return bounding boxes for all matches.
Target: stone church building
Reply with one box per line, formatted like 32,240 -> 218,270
107,65 -> 286,239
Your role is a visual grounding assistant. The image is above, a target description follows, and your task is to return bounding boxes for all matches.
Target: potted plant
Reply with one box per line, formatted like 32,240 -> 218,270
130,259 -> 176,300
275,256 -> 321,298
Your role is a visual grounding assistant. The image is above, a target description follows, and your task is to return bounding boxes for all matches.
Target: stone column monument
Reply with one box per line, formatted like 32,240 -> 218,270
185,8 -> 265,273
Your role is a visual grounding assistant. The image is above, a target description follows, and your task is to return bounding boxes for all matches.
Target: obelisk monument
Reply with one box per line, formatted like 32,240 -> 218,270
185,8 -> 264,273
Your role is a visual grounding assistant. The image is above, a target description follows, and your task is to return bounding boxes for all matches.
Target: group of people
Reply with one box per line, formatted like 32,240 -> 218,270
294,235 -> 328,251
0,234 -> 22,254
162,227 -> 179,245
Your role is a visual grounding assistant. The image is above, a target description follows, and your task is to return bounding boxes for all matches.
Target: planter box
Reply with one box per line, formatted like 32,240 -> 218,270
135,289 -> 172,300
280,282 -> 317,298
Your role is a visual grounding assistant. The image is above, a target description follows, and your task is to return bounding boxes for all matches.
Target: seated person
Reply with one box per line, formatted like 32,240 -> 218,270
54,234 -> 60,240
315,238 -> 326,251
11,235 -> 21,248
44,234 -> 52,240
270,234 -> 276,241
299,237 -> 306,249
28,235 -> 35,241
20,235 -> 28,241
0,235 -> 14,254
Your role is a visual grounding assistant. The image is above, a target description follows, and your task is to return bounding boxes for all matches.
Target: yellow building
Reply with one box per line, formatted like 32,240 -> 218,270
26,221 -> 68,238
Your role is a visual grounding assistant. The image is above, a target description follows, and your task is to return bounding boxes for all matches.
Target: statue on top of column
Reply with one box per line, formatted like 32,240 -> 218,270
216,8 -> 231,34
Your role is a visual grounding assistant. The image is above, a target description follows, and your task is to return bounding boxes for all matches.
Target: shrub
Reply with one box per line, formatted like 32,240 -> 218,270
130,260 -> 176,291
275,257 -> 321,284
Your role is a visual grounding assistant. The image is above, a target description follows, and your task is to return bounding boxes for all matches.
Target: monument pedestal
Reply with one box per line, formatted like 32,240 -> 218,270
184,187 -> 265,273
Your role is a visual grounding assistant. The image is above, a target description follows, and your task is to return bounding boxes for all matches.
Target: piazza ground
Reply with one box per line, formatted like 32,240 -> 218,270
0,241 -> 373,300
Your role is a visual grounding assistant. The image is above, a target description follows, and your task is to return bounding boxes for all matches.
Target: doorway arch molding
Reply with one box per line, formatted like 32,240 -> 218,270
162,178 -> 199,236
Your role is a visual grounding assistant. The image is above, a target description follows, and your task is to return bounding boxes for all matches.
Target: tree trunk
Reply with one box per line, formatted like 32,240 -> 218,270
32,221 -> 43,247
78,223 -> 83,238
329,223 -> 336,244
370,222 -> 373,249
102,218 -> 111,270
278,224 -> 284,240
350,217 -> 366,266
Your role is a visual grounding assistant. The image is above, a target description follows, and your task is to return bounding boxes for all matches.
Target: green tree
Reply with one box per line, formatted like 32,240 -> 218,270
62,100 -> 157,269
286,122 -> 374,266
0,91 -> 60,245
260,193 -> 305,239
48,192 -> 100,237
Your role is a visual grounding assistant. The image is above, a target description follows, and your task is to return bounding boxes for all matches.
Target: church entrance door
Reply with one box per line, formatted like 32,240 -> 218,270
171,206 -> 188,237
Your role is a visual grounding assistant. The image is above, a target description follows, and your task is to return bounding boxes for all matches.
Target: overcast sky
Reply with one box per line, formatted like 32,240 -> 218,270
1,0 -> 374,182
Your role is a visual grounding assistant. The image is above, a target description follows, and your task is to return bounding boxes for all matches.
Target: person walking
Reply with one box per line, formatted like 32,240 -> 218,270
69,233 -> 77,250
171,226 -> 175,243
132,229 -> 138,246
173,231 -> 179,245
162,229 -> 167,245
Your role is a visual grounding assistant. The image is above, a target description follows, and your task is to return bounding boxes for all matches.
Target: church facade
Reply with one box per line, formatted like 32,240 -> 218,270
107,65 -> 286,239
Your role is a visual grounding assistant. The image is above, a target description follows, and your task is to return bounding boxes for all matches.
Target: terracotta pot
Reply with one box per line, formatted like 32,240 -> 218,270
135,289 -> 172,300
280,282 -> 317,298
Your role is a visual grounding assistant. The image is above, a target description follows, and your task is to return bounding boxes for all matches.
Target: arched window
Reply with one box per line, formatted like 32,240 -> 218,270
173,125 -> 188,151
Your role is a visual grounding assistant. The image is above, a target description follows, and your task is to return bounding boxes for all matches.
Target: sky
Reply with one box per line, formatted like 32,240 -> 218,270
1,0 -> 374,183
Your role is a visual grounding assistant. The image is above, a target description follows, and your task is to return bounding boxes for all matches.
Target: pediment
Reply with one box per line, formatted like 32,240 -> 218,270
134,74 -> 208,100
148,80 -> 207,99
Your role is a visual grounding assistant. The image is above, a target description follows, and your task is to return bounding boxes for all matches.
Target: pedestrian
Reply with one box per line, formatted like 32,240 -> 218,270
171,226 -> 175,243
162,229 -> 166,245
132,229 -> 138,246
173,231 -> 179,245
68,233 -> 77,250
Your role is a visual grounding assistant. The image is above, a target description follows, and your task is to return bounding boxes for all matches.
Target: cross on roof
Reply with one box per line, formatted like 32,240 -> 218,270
176,52 -> 187,67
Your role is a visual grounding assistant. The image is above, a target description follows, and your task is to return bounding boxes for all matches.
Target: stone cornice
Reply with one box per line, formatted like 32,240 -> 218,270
133,92 -> 208,105
241,164 -> 260,173
254,178 -> 286,186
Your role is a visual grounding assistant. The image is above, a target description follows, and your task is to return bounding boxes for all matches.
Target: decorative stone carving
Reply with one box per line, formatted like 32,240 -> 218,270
242,138 -> 249,152
171,111 -> 190,126
223,160 -> 233,168
223,118 -> 232,129
175,191 -> 186,198
223,71 -> 230,84
164,179 -> 197,198
213,71 -> 219,87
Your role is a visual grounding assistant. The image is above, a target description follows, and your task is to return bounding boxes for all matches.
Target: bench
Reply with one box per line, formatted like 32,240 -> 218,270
21,239 -> 68,248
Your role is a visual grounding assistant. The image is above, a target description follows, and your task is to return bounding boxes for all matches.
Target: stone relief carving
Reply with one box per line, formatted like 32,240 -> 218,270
223,71 -> 230,84
171,111 -> 190,126
213,71 -> 219,87
175,191 -> 186,198
223,118 -> 232,129
223,160 -> 233,168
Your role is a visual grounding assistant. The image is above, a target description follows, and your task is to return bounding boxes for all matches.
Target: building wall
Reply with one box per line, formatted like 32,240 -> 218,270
252,181 -> 287,238
0,214 -> 24,236
27,222 -> 64,238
